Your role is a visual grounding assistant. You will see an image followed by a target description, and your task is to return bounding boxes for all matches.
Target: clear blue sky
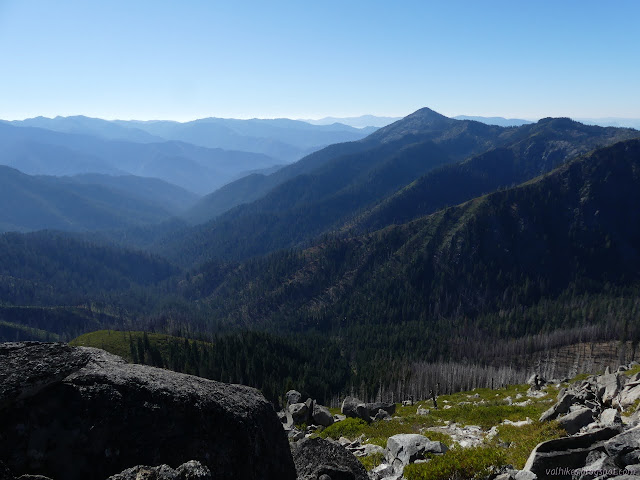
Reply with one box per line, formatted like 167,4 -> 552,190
1,0 -> 639,121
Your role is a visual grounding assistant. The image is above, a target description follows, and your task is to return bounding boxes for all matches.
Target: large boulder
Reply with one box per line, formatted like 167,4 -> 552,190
341,396 -> 371,422
557,407 -> 594,435
597,373 -> 627,405
0,342 -> 296,480
386,434 -> 448,475
604,424 -> 640,457
522,427 -> 621,479
312,403 -> 334,427
292,437 -> 368,480
289,402 -> 310,424
615,382 -> 640,409
539,392 -> 576,422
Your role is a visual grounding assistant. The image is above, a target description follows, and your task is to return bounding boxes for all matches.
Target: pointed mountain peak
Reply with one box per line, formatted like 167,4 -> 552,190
408,107 -> 451,122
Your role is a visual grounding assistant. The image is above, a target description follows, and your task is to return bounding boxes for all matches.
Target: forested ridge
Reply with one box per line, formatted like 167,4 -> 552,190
1,110 -> 639,403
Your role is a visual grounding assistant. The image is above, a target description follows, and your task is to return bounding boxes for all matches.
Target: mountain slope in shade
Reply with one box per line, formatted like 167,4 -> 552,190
62,174 -> 201,215
181,108 -> 508,226
183,139 -> 640,350
160,108 -> 517,264
0,166 -> 180,232
347,117 -> 640,234
160,110 -> 638,267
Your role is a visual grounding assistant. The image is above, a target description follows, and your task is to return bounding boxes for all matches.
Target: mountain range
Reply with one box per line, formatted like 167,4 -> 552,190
0,106 -> 639,401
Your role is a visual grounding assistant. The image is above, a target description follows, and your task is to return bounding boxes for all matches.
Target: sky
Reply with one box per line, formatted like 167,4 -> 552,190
1,1 -> 639,121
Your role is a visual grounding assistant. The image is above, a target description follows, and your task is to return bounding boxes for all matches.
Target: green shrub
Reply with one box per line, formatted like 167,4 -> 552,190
320,417 -> 369,440
359,452 -> 385,471
492,421 -> 566,469
403,446 -> 506,480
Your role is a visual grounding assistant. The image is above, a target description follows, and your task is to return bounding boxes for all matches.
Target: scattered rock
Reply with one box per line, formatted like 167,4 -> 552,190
366,402 -> 396,417
416,407 -> 429,416
373,409 -> 391,421
292,437 -> 368,480
0,342 -> 296,480
527,374 -> 546,390
385,434 -> 447,475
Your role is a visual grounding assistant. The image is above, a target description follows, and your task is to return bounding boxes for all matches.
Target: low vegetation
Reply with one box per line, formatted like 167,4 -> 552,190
321,381 -> 565,479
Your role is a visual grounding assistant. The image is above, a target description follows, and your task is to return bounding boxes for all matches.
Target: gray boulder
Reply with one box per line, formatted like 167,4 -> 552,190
373,409 -> 391,422
540,392 -> 576,422
290,402 -> 310,424
366,402 -> 396,417
106,460 -> 211,479
286,390 -> 302,406
597,373 -> 627,405
616,382 -> 640,409
341,396 -> 371,422
386,434 -> 447,474
557,407 -> 594,435
0,342 -> 296,480
292,437 -> 368,480
604,424 -> 640,457
523,427 -> 621,479
600,408 -> 622,427
312,403 -> 334,427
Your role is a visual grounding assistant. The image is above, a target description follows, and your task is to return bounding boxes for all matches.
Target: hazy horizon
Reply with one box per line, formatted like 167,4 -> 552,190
1,1 -> 638,122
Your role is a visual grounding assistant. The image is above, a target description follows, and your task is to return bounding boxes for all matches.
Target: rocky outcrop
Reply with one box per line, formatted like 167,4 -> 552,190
106,460 -> 211,480
291,437 -> 368,480
0,342 -> 296,480
526,363 -> 640,479
523,426 -> 621,479
341,396 -> 371,422
340,397 -> 395,423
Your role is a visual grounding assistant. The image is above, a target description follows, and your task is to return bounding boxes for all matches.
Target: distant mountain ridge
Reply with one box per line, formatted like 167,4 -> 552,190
113,117 -> 375,162
301,115 -> 401,128
453,115 -> 534,127
0,122 -> 278,195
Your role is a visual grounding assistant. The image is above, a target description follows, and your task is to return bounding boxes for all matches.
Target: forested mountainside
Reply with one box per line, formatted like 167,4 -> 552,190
176,139 -> 640,376
0,231 -> 178,306
153,112 -> 638,267
1,109 -> 639,403
347,117 -> 639,234
0,166 -> 198,232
